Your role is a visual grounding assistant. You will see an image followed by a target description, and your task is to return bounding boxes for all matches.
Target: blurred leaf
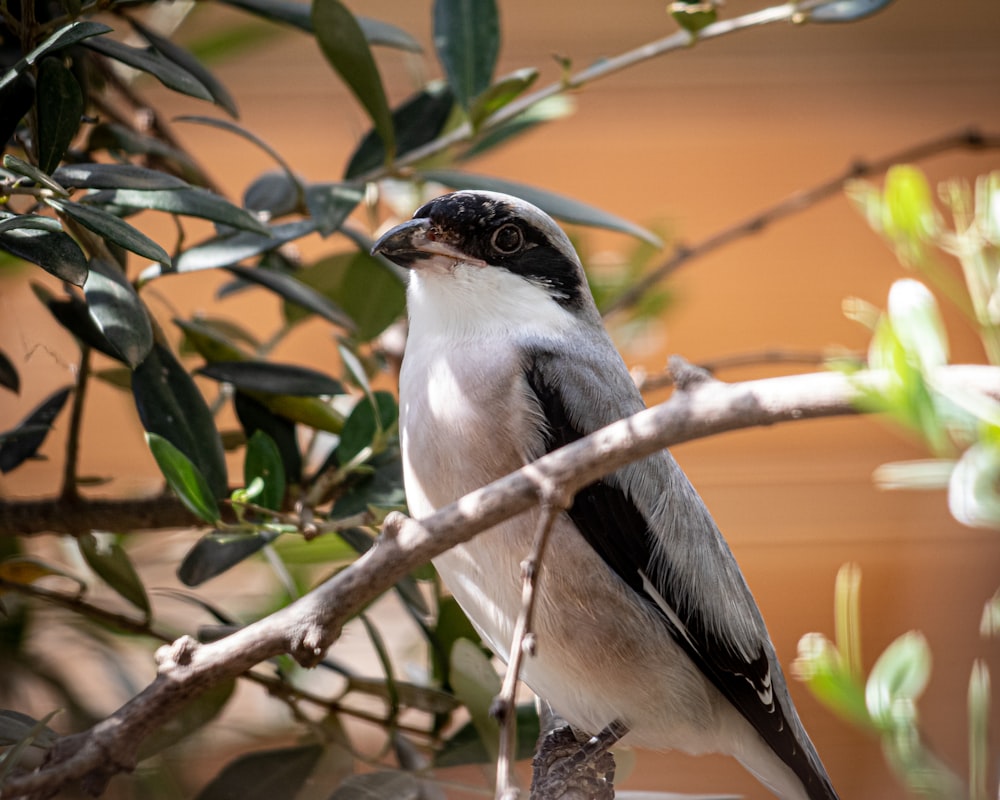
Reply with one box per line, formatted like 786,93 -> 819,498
244,430 -> 285,511
0,710 -> 59,748
449,638 -> 500,763
175,317 -> 252,363
355,16 -> 423,52
0,709 -> 61,783
865,630 -> 931,729
0,21 -> 111,92
132,342 -> 229,498
982,589 -> 1000,639
198,360 -> 344,397
227,264 -> 355,329
882,164 -> 937,265
36,58 -> 83,175
304,182 -> 363,237
436,703 -> 539,767
195,743 -> 323,800
83,260 -> 154,368
669,1 -> 718,34
49,199 -> 170,265
0,387 -> 71,473
344,83 -> 455,180
86,122 -> 204,183
271,530 -> 355,565
33,284 -> 122,358
83,37 -> 213,103
433,0 -> 499,111
130,18 -> 238,117
289,252 -> 405,341
158,219 -> 314,276
146,433 -> 221,524
2,153 -> 67,194
421,169 -> 662,245
872,459 -> 955,491
244,171 -> 299,217
83,187 -> 269,235
329,447 -> 405,516
178,528 -> 280,585
467,67 -> 537,131
0,73 -> 35,152
969,660 -> 990,800
233,392 -> 302,484
0,213 -> 88,285
337,391 -> 397,464
139,679 -> 236,760
53,162 -> 189,190
887,279 -> 948,370
0,350 -> 18,394
805,0 -> 896,23
329,772 -> 421,800
430,595 -> 480,687
0,555 -> 83,589
313,0 -> 395,160
948,442 -> 1000,529
78,533 -> 151,617
793,632 -> 872,730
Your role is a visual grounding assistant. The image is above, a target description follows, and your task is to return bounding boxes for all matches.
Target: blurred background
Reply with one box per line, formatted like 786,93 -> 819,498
2,0 -> 999,798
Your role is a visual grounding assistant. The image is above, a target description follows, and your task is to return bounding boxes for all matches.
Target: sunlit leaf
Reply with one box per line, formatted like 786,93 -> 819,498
78,532 -> 151,617
304,183 -> 363,237
887,279 -> 948,370
83,186 -> 269,235
53,162 -> 189,190
158,219 -> 314,276
433,0 -> 499,111
669,1 -> 718,34
329,447 -> 404,517
948,442 -> 1000,530
337,391 -> 397,464
0,20 -> 111,92
467,67 -> 537,131
459,94 -> 572,160
793,632 -> 872,729
2,153 -> 67,194
865,630 -> 931,729
36,57 -> 84,174
313,0 -> 395,160
146,433 -> 221,524
83,37 -> 214,104
805,0 -> 896,23
49,198 -> 170,265
0,213 -> 87,285
0,387 -> 71,473
83,259 -> 154,368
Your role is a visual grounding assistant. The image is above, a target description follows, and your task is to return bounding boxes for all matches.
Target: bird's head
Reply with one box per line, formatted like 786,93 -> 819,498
372,191 -> 599,338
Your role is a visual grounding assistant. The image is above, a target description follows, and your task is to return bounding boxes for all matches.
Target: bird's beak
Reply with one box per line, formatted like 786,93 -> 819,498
371,217 -> 486,268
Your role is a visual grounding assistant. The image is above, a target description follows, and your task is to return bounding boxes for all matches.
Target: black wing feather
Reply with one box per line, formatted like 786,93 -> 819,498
525,354 -> 837,800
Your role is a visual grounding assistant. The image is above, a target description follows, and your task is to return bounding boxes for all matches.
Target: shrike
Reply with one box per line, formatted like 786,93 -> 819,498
372,190 -> 838,800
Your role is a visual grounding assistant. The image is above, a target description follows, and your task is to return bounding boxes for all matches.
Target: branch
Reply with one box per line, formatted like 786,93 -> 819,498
0,494 -> 205,537
2,363 -> 998,799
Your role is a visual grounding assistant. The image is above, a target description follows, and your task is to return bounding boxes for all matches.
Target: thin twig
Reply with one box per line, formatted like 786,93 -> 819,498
603,128 -> 1000,318
59,347 -> 90,506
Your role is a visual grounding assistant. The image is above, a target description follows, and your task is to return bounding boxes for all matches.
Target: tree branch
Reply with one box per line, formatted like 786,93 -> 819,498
2,363 -> 998,799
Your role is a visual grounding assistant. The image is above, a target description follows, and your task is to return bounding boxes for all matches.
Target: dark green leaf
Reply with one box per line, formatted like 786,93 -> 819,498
357,16 -> 423,52
177,529 -> 279,585
337,391 -> 397,464
288,251 -> 405,341
0,214 -> 64,236
33,283 -> 120,357
0,387 -> 71,473
234,392 -> 302,484
83,188 -> 269,234
329,447 -> 404,517
53,163 -> 189,190
430,594 -> 479,686
198,360 -> 343,396
130,18 -> 238,117
49,199 -> 171,265
806,0 -> 895,22
304,183 -> 363,237
83,259 -> 154,368
83,37 -> 213,104
132,342 -> 229,498
0,73 -> 35,149
0,710 -> 59,748
2,154 -> 68,194
146,433 -> 221,523
226,263 -> 355,329
195,744 -> 324,800
36,58 -> 83,174
0,21 -> 111,93
670,2 -> 718,34
244,171 -> 299,216
78,533 -> 151,617
467,67 -> 537,131
159,219 -> 314,276
244,430 -> 284,511
0,214 -> 88,285
420,169 -> 662,245
459,94 -> 573,161
0,350 -> 18,394
436,703 -> 539,767
344,82 -> 455,180
313,0 -> 395,160
86,122 -> 205,184
449,638 -> 500,761
433,0 -> 499,111
139,680 -> 235,760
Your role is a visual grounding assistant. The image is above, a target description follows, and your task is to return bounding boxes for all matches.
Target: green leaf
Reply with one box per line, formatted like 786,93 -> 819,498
78,533 -> 151,617
881,164 -> 937,265
805,0 -> 895,23
436,703 -> 539,767
433,0 -> 500,111
244,171 -> 299,216
132,342 -> 229,499
177,529 -> 280,585
0,387 -> 71,473
36,58 -> 84,174
329,447 -> 404,517
83,37 -> 214,104
82,187 -> 269,235
244,430 -> 285,511
197,360 -> 343,397
2,153 -> 68,194
304,182 -> 363,237
226,264 -> 355,330
53,162 -> 189,190
431,595 -> 481,687
313,0 -> 395,161
195,743 -> 323,800
448,638 -> 500,763
948,442 -> 1000,530
0,350 -> 19,394
344,83 -> 455,180
233,392 -> 303,483
83,260 -> 154,368
146,433 -> 221,523
130,18 -> 238,117
886,279 -> 948,370
420,169 -> 662,245
336,391 -> 397,465
0,73 -> 34,149
669,1 -> 718,34
865,630 -> 932,729
48,199 -> 170,265
0,213 -> 88,285
289,251 -> 405,341
460,95 -> 575,162
467,67 -> 537,131
0,20 -> 111,93
158,219 -> 315,276
793,633 -> 872,729
0,710 -> 59,748
139,679 -> 236,760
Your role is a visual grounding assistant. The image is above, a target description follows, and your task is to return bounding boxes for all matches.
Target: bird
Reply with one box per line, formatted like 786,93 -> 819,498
371,190 -> 839,800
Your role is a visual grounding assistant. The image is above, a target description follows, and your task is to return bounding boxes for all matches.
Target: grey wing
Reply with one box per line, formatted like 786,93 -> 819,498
522,344 -> 838,800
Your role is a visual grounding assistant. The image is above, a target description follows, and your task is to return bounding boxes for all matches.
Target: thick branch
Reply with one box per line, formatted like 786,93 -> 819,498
2,364 -> 998,799
0,494 -> 204,537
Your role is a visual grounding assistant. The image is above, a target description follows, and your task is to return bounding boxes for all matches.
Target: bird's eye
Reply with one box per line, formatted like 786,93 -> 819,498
490,223 -> 524,255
